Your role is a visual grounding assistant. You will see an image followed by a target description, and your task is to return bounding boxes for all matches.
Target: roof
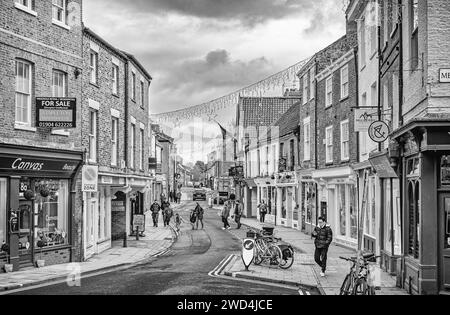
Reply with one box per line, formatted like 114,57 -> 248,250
271,101 -> 301,138
121,51 -> 153,81
238,97 -> 301,139
83,27 -> 127,61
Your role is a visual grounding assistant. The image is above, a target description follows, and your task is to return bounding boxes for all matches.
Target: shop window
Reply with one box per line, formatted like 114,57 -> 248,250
408,181 -> 420,259
445,198 -> 450,249
338,185 -> 347,236
35,179 -> 69,248
441,156 -> 450,186
0,179 -> 6,246
385,179 -> 402,255
349,185 -> 357,240
281,188 -> 287,219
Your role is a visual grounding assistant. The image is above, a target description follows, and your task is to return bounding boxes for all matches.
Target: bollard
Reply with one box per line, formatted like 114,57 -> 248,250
136,227 -> 139,241
123,231 -> 127,248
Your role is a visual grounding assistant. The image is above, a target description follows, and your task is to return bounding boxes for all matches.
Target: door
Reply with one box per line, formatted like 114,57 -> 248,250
440,194 -> 450,292
17,200 -> 33,266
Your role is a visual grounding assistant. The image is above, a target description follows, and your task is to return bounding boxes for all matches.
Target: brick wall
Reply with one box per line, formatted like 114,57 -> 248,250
316,57 -> 357,169
34,248 -> 71,266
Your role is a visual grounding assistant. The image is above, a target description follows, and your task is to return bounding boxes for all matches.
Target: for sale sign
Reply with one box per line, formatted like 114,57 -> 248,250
36,97 -> 76,128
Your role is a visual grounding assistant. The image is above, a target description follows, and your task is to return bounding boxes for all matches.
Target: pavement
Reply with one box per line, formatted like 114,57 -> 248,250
217,215 -> 409,295
0,211 -> 178,292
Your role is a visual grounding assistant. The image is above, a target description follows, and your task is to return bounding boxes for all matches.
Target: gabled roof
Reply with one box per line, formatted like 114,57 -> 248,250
121,51 -> 153,81
271,101 -> 301,138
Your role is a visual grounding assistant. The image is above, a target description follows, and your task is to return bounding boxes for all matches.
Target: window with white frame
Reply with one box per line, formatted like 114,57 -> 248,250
15,60 -> 32,126
130,123 -> 136,168
410,0 -> 419,70
303,75 -> 308,104
52,0 -> 67,24
15,0 -> 36,13
325,126 -> 333,164
90,51 -> 98,84
341,120 -> 350,161
140,81 -> 145,107
325,76 -> 333,107
370,4 -> 377,54
371,82 -> 377,107
112,64 -> 119,95
359,18 -> 366,67
304,117 -> 311,161
131,72 -> 136,101
140,128 -> 144,170
340,65 -> 349,99
309,67 -> 315,100
52,70 -> 67,97
111,117 -> 118,166
88,110 -> 97,163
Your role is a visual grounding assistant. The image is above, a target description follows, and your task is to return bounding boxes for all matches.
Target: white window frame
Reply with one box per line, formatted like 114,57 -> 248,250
111,117 -> 118,167
325,126 -> 333,164
309,67 -> 315,100
340,120 -> 350,162
302,75 -> 308,105
15,60 -> 32,128
131,72 -> 136,101
90,50 -> 98,85
130,123 -> 136,169
340,65 -> 349,99
15,0 -> 37,16
52,70 -> 67,97
359,17 -> 366,68
112,64 -> 119,95
303,117 -> 311,162
52,0 -> 69,30
325,76 -> 333,108
88,110 -> 98,163
140,80 -> 145,107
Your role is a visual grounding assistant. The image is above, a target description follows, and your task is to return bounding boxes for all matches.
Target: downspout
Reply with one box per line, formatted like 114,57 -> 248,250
377,25 -> 382,152
124,60 -> 129,167
314,59 -> 319,230
354,46 -> 360,161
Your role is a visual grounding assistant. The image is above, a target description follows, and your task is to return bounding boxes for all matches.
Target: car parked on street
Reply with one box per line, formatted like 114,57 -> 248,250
193,189 -> 207,201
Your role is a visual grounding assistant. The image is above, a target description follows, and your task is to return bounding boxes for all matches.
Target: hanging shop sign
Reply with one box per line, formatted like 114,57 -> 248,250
369,154 -> 398,178
368,121 -> 390,143
36,98 -> 76,128
82,165 -> 98,192
354,108 -> 378,132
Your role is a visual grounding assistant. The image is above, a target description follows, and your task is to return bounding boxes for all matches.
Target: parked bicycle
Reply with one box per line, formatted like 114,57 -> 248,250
248,228 -> 295,270
339,252 -> 380,295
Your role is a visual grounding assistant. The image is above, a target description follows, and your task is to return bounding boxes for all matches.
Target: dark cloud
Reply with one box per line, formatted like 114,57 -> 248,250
103,0 -> 327,26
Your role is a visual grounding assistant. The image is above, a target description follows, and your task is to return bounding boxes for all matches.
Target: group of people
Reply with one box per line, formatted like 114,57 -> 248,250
150,200 -> 174,228
189,203 -> 204,230
220,194 -> 243,230
169,191 -> 182,204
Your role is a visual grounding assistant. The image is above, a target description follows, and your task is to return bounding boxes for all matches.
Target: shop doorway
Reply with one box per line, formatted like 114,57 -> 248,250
17,200 -> 33,268
439,193 -> 450,293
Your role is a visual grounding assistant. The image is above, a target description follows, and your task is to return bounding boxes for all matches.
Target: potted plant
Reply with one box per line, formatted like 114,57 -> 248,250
36,236 -> 46,268
1,242 -> 13,273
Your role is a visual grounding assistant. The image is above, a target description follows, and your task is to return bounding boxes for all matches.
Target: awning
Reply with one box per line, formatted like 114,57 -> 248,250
369,154 -> 398,178
245,179 -> 257,188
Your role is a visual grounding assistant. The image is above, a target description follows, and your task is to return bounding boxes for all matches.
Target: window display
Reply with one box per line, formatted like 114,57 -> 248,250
34,179 -> 69,248
0,179 -> 6,246
338,185 -> 346,236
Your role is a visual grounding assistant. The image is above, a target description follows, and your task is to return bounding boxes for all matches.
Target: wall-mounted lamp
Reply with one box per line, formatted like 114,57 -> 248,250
74,68 -> 81,79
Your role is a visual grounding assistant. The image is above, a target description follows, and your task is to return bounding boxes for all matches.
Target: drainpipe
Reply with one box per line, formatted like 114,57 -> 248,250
398,0 -> 404,127
314,59 -> 319,230
124,61 -> 129,167
377,24 -> 382,153
353,46 -> 360,161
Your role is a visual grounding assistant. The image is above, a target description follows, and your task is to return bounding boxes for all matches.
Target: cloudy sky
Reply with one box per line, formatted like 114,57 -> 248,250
84,0 -> 347,116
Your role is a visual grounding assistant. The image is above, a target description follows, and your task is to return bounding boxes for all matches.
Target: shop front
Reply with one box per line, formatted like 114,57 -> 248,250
298,171 -> 317,235
0,144 -> 83,271
275,171 -> 298,228
313,167 -> 358,249
391,123 -> 450,295
255,177 -> 277,225
243,179 -> 257,218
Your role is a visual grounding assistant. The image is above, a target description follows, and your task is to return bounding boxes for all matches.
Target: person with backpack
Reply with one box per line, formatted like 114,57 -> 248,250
189,208 -> 197,230
195,203 -> 204,230
312,216 -> 333,277
150,200 -> 161,227
257,201 -> 268,223
233,200 -> 243,229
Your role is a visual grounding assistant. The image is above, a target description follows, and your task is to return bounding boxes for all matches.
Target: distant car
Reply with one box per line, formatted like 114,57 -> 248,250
193,184 -> 200,189
193,189 -> 206,201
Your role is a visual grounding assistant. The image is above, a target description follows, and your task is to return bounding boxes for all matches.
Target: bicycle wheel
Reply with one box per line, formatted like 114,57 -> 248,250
278,246 -> 294,269
339,274 -> 352,295
352,279 -> 369,295
253,240 -> 263,265
268,244 -> 283,267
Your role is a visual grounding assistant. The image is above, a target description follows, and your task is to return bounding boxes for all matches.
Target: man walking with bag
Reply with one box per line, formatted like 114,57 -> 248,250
150,200 -> 161,228
233,200 -> 243,229
312,216 -> 333,277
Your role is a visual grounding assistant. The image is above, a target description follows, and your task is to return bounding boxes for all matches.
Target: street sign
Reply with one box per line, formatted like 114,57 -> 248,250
242,238 -> 255,270
368,121 -> 390,143
82,165 -> 98,192
36,97 -> 76,129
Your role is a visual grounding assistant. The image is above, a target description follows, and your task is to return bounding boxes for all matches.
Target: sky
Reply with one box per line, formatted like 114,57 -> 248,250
83,0 -> 347,116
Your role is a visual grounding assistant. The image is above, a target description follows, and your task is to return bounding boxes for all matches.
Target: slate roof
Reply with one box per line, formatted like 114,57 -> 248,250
271,101 -> 301,138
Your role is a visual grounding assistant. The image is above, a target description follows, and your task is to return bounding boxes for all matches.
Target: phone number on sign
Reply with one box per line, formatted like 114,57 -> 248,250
38,122 -> 74,128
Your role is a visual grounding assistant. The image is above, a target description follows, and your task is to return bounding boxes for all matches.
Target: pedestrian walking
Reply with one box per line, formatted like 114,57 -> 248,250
221,194 -> 235,230
169,191 -> 174,203
312,216 -> 333,277
257,201 -> 267,223
233,200 -> 243,229
150,200 -> 161,227
175,213 -> 185,232
177,191 -> 182,204
160,192 -> 166,203
164,204 -> 174,227
189,208 -> 197,230
195,203 -> 204,230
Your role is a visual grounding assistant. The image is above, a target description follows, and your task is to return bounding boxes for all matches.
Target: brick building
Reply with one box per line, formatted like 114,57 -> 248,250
152,124 -> 174,204
0,0 -> 84,270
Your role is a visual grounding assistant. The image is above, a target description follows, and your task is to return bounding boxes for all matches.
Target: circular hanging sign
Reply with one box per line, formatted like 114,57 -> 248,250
368,121 -> 390,143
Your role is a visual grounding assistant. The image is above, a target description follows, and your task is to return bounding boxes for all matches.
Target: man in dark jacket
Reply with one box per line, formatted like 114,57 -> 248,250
150,200 -> 161,227
312,216 -> 333,277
